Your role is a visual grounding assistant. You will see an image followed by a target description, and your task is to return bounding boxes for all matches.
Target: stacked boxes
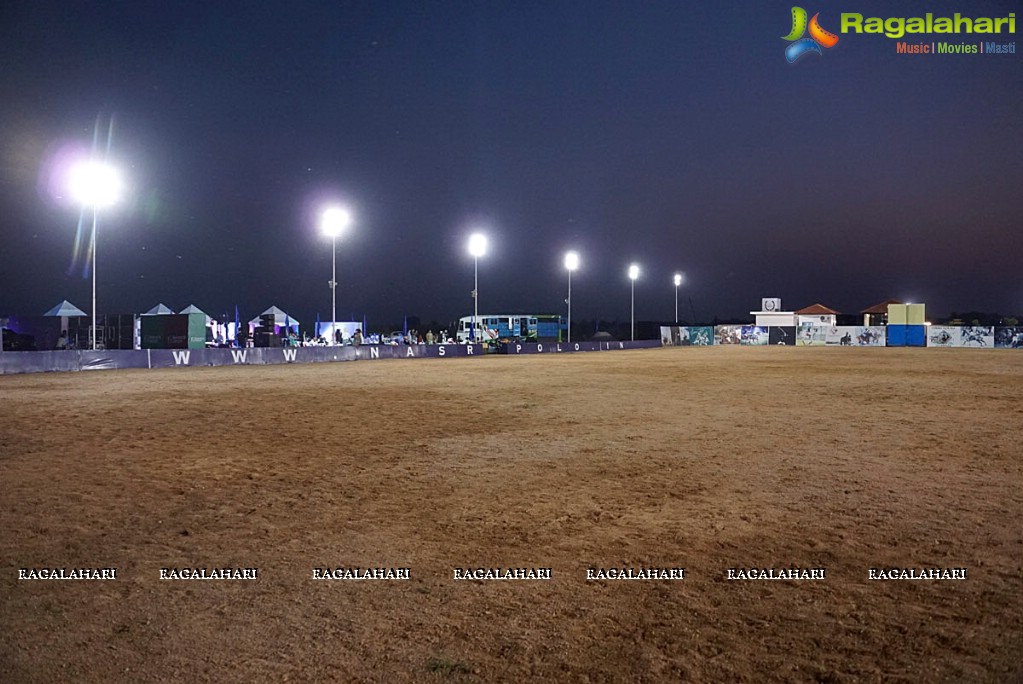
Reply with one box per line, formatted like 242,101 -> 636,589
886,304 -> 926,347
905,304 -> 926,346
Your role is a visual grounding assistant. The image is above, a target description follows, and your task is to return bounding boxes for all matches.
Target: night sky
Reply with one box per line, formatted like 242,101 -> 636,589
1,1 -> 1020,330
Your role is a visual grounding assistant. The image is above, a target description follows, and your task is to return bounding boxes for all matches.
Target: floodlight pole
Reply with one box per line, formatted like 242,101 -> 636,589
330,235 -> 337,345
91,209 -> 98,350
68,158 -> 121,350
631,277 -> 635,342
473,255 -> 479,343
467,233 -> 486,344
320,206 -> 351,345
567,268 -> 572,344
672,273 -> 683,325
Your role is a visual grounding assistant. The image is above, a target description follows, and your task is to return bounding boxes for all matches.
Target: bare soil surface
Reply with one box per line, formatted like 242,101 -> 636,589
1,347 -> 1021,683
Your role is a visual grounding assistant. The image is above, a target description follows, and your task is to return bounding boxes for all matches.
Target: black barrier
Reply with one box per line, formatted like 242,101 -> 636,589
12,330 -> 1020,376
499,340 -> 662,354
147,347 -> 360,368
79,350 -> 150,371
376,343 -> 486,359
148,345 -> 487,367
0,350 -> 80,375
0,344 -> 489,375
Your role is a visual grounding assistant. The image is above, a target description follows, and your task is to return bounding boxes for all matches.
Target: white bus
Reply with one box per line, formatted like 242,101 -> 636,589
455,314 -> 565,343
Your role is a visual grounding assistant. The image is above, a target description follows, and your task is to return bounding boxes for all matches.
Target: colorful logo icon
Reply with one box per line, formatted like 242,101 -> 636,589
783,7 -> 839,62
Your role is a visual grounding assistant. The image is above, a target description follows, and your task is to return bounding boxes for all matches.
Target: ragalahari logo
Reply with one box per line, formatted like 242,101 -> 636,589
783,7 -> 839,62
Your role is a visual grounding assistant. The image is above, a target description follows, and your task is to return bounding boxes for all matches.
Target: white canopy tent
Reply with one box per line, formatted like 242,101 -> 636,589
179,304 -> 213,325
144,303 -> 174,315
249,306 -> 299,332
44,300 -> 88,317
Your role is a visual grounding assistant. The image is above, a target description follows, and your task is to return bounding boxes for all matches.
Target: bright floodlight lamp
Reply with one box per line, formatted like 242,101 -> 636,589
628,263 -> 639,341
673,273 -> 682,287
69,159 -> 122,209
564,251 -> 579,272
564,251 -> 579,343
321,205 -> 353,344
468,232 -> 487,258
68,159 -> 123,351
468,232 -> 488,343
321,206 -> 351,238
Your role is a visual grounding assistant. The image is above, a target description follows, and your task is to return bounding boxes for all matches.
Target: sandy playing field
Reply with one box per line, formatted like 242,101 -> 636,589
1,347 -> 1021,682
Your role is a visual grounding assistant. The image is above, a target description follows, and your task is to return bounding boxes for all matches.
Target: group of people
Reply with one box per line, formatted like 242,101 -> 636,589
389,329 -> 454,345
228,326 -> 469,348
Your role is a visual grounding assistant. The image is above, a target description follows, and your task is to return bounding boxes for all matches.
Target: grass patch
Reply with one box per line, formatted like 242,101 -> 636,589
427,656 -> 474,676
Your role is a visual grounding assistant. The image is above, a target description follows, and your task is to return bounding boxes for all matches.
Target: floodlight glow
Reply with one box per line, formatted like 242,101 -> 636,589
320,205 -> 352,346
68,159 -> 122,209
321,206 -> 351,238
564,251 -> 579,271
673,273 -> 682,287
468,232 -> 487,258
628,264 -> 639,280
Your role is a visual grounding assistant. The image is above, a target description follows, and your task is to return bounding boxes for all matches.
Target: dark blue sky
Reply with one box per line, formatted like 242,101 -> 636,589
1,0 -> 1020,328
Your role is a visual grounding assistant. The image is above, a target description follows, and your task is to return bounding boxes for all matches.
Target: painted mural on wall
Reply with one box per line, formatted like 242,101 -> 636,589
796,325 -> 826,346
661,325 -> 1017,350
714,325 -> 742,345
740,326 -> 769,345
768,327 -> 796,345
995,327 -> 1023,349
660,326 -> 714,346
686,327 -> 713,346
824,326 -> 886,346
960,326 -> 995,348
927,326 -> 960,347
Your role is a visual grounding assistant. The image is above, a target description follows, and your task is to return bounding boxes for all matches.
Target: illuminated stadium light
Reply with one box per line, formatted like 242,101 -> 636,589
468,233 -> 488,342
628,263 -> 640,341
673,273 -> 683,324
67,158 -> 123,350
564,251 -> 579,343
321,206 -> 351,239
564,251 -> 579,272
321,205 -> 353,344
68,159 -> 122,209
468,232 -> 487,258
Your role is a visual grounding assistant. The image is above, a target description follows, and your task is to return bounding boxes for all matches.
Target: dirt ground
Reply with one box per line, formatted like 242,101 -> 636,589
1,347 -> 1021,683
